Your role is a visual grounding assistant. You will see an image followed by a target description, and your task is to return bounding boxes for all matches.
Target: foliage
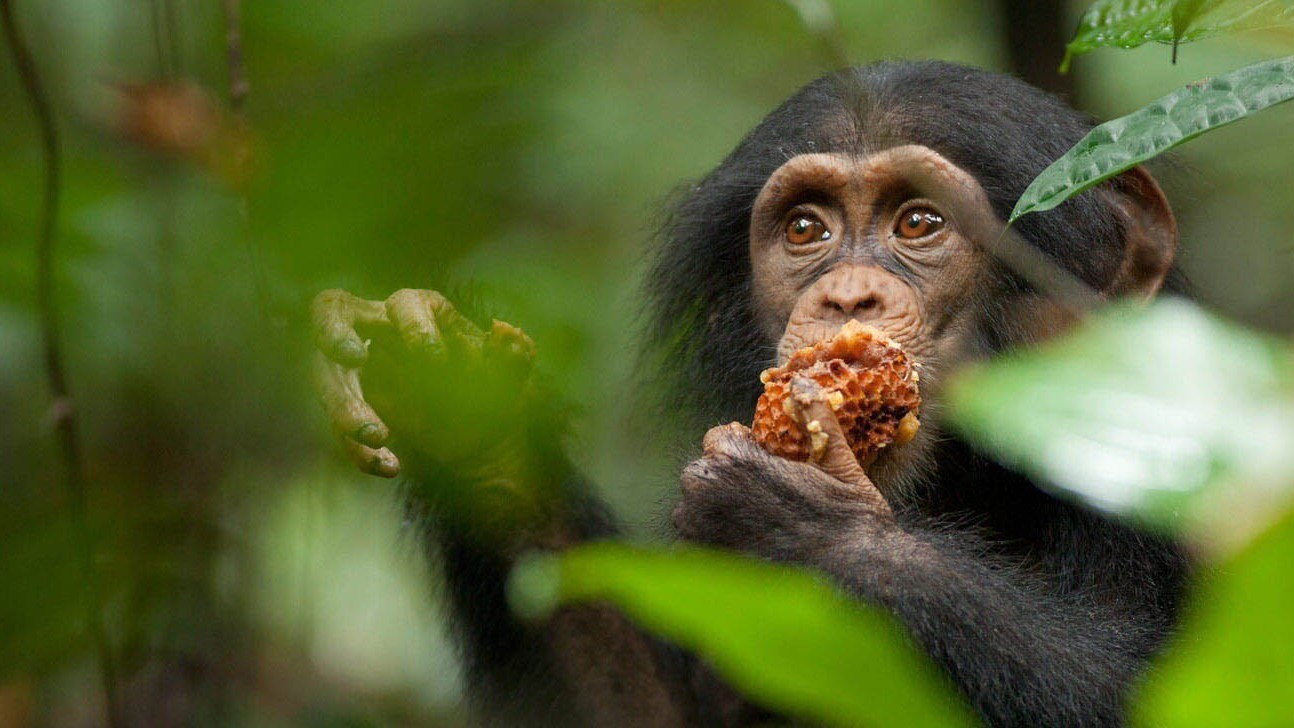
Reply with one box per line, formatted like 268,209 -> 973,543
509,542 -> 972,728
1062,0 -> 1294,70
1010,54 -> 1294,223
1134,510 -> 1294,726
1,0 -> 1292,725
946,298 -> 1294,531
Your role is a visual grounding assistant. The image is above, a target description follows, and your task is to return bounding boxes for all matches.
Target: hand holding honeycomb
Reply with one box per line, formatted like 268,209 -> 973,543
751,320 -> 921,467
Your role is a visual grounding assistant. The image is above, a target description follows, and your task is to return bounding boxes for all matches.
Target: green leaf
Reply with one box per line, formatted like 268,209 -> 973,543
1061,0 -> 1294,71
1133,509 -> 1294,726
945,298 -> 1294,531
1010,55 -> 1294,224
509,543 -> 972,728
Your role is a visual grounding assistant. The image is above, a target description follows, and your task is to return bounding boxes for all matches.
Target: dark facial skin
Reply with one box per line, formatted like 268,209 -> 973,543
749,147 -> 986,369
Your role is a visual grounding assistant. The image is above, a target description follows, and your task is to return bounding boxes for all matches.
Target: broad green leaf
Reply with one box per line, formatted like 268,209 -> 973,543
945,298 -> 1294,531
509,543 -> 971,728
1134,509 -> 1294,726
1062,0 -> 1294,71
1010,55 -> 1294,224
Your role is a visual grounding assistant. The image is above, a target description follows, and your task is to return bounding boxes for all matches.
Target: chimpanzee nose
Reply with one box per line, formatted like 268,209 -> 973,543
814,265 -> 892,322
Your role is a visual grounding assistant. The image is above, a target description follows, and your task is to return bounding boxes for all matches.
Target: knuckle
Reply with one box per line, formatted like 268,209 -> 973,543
680,456 -> 725,494
705,421 -> 755,450
670,501 -> 694,535
680,458 -> 709,482
423,289 -> 450,309
386,288 -> 419,309
312,288 -> 348,312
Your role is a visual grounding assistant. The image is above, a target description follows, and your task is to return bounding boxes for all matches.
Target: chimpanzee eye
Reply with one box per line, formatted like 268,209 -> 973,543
896,208 -> 944,239
785,215 -> 831,245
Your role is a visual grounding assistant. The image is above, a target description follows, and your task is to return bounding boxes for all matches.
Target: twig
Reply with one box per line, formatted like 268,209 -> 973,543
222,0 -> 248,113
0,3 -> 124,726
989,228 -> 1101,314
782,0 -> 850,69
221,0 -> 272,319
150,0 -> 174,77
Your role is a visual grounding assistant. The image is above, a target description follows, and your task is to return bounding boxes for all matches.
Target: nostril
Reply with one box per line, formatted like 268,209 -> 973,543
823,294 -> 881,319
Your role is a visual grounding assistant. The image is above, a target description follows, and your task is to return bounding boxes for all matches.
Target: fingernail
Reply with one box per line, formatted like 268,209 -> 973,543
356,422 -> 384,444
339,338 -> 367,363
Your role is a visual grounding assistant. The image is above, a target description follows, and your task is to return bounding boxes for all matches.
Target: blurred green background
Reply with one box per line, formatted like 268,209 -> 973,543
1,1 -> 1291,725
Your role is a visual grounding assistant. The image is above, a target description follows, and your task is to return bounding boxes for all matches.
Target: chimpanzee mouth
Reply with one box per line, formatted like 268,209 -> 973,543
779,320 -> 904,374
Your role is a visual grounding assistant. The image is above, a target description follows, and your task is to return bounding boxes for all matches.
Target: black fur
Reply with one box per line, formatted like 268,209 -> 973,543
418,61 -> 1191,727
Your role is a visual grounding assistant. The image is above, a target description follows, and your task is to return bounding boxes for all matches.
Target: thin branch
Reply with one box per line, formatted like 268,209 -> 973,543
989,228 -> 1101,314
223,0 -> 248,113
150,0 -> 173,77
221,0 -> 272,319
0,3 -> 123,726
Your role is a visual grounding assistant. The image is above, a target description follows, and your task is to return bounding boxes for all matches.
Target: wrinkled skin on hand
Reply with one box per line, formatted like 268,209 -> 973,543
674,381 -> 895,556
311,288 -> 536,477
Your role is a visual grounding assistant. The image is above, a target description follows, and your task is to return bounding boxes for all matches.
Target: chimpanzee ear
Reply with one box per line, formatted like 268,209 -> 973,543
1103,165 -> 1178,300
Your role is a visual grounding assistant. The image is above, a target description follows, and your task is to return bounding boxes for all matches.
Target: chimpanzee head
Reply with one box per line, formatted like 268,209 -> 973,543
645,60 -> 1178,484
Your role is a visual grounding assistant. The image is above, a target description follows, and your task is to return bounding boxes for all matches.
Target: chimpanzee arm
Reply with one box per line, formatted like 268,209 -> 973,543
416,466 -> 697,728
674,424 -> 1187,728
313,289 -> 699,726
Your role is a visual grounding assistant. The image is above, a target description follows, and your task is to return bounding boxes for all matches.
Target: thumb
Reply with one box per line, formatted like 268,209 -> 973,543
786,376 -> 870,489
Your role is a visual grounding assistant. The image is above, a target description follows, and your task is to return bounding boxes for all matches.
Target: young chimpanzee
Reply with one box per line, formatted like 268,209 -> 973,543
311,61 -> 1191,727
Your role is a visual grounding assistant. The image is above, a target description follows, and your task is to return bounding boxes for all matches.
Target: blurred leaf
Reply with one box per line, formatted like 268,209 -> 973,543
1134,509 -> 1294,726
1010,55 -> 1294,223
508,542 -> 971,728
945,298 -> 1294,531
1062,0 -> 1294,70
0,514 -> 90,677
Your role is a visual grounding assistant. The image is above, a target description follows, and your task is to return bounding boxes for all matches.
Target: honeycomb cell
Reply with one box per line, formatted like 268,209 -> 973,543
751,320 -> 921,464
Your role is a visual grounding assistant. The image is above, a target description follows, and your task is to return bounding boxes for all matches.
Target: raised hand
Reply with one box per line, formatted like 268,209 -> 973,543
311,288 -> 535,478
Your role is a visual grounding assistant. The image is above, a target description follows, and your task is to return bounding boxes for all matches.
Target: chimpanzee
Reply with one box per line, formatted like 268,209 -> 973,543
311,61 -> 1191,727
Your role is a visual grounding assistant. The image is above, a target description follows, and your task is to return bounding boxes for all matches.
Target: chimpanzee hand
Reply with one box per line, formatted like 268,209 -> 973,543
311,288 -> 536,477
673,387 -> 894,555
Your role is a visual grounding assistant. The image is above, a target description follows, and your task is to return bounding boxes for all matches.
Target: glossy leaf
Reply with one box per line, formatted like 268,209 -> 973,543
1134,510 -> 1294,726
1062,0 -> 1294,70
945,298 -> 1294,531
1010,55 -> 1294,223
509,542 -> 972,728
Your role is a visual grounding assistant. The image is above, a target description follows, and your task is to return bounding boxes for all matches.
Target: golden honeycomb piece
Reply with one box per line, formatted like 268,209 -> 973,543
751,320 -> 921,465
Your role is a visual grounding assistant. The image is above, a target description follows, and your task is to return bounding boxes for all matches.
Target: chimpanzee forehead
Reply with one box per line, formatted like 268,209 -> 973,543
753,147 -> 981,209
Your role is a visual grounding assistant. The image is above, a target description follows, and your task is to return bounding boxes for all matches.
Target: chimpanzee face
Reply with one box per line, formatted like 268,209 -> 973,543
749,146 -> 990,376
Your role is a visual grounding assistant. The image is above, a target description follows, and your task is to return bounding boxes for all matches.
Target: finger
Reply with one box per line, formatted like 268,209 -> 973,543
702,422 -> 754,457
486,319 -> 536,362
428,293 -> 487,352
486,321 -> 535,385
313,353 -> 389,447
312,289 -> 388,367
385,289 -> 450,355
342,438 -> 400,478
785,376 -> 870,489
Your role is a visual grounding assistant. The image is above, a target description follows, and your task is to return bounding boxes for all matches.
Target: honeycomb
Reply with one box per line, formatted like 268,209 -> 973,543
751,320 -> 921,465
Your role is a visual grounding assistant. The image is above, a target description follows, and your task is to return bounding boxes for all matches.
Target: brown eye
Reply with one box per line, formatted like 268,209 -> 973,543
786,215 -> 830,245
896,208 -> 944,239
